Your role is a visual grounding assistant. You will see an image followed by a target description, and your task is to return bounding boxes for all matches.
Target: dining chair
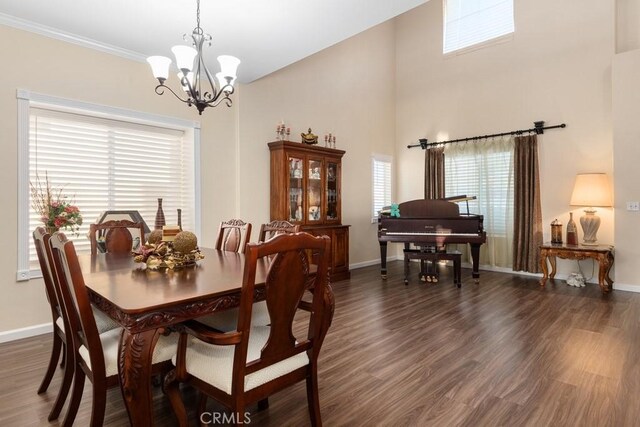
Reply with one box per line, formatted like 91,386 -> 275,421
89,219 -> 145,255
48,231 -> 178,427
33,227 -> 120,422
165,232 -> 334,427
215,219 -> 252,253
257,220 -> 301,242
199,219 -> 270,332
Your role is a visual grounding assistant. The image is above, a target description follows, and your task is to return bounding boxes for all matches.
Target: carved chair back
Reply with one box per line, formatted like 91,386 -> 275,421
89,219 -> 145,255
215,219 -> 252,253
258,220 -> 301,242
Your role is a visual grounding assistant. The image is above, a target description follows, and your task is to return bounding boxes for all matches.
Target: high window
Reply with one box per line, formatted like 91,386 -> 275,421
443,0 -> 514,54
17,91 -> 200,280
372,154 -> 392,221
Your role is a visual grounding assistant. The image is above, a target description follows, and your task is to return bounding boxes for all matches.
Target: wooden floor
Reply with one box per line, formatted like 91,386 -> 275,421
2,261 -> 640,426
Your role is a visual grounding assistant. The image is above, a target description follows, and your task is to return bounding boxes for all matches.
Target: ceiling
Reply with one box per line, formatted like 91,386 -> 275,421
0,0 -> 426,83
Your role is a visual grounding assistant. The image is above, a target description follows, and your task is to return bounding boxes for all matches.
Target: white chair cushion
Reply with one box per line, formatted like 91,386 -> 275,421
55,316 -> 65,332
53,307 -> 119,334
79,328 -> 178,377
196,301 -> 270,332
173,325 -> 309,394
92,307 -> 120,333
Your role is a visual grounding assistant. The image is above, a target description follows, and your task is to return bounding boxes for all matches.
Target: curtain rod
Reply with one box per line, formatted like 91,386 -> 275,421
407,121 -> 567,149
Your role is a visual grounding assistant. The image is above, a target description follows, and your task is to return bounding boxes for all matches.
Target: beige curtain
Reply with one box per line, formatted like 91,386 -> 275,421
444,136 -> 515,268
424,147 -> 445,199
512,134 -> 543,272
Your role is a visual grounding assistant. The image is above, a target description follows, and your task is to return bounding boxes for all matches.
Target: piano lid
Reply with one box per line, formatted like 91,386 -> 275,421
397,199 -> 459,218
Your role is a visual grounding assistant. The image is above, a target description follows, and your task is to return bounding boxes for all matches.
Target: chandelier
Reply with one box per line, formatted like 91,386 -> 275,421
146,0 -> 240,115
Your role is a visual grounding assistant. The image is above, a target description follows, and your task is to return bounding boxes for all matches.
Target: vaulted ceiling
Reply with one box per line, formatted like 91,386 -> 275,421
0,0 -> 427,83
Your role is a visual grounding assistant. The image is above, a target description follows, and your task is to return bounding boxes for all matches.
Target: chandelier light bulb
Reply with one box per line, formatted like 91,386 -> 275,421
215,72 -> 235,92
177,71 -> 195,92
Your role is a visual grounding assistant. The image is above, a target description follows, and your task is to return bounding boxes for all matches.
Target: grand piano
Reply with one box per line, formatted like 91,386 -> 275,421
378,197 -> 486,280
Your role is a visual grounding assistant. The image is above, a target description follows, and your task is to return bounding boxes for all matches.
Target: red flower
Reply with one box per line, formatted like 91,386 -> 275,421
65,205 -> 79,213
54,217 -> 66,227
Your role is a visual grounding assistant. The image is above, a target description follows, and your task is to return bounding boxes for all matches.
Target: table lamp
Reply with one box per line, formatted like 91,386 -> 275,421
569,173 -> 612,245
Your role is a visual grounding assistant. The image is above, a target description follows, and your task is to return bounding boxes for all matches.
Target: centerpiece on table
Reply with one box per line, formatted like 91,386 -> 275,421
30,172 -> 83,235
132,228 -> 204,270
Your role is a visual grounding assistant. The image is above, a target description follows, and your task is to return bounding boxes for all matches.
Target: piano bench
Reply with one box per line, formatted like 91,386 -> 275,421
403,249 -> 462,288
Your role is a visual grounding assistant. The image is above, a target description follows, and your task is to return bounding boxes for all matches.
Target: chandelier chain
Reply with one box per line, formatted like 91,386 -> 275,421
196,0 -> 201,31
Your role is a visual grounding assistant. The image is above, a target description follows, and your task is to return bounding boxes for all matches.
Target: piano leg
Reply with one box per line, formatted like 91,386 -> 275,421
380,242 -> 388,279
470,243 -> 481,282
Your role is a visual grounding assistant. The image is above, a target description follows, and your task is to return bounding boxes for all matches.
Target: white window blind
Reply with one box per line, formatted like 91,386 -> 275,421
372,154 -> 392,219
444,140 -> 513,236
443,0 -> 514,54
27,107 -> 195,268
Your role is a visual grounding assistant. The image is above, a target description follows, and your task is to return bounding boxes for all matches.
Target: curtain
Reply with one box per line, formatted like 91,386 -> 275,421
424,147 -> 445,199
444,136 -> 515,268
512,134 -> 543,272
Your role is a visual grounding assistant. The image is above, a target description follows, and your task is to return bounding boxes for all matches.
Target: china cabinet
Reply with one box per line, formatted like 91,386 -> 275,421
268,140 -> 350,281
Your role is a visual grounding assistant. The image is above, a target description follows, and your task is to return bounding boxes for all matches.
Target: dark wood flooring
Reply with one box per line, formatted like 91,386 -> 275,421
2,261 -> 639,426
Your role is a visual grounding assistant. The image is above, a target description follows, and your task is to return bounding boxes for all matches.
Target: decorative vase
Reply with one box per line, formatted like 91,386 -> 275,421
566,212 -> 578,245
154,198 -> 166,230
46,226 -> 59,235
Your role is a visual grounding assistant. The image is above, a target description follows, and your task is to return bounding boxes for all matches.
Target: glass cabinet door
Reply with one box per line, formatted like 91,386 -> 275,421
326,162 -> 339,221
288,156 -> 304,222
307,158 -> 323,222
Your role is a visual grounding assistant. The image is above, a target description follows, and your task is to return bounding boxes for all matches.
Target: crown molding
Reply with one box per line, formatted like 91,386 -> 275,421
0,12 -> 146,64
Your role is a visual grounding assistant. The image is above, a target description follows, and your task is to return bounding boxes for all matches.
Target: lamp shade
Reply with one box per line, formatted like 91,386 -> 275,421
146,56 -> 172,80
569,173 -> 612,207
217,55 -> 240,79
171,45 -> 198,72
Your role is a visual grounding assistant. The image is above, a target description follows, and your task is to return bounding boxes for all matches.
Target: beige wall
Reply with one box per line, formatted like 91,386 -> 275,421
0,25 -> 238,333
394,0 -> 615,277
617,0 -> 640,53
237,22 -> 397,266
613,49 -> 640,289
3,0 -> 638,334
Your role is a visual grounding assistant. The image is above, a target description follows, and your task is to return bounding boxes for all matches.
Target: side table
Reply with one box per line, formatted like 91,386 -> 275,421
539,243 -> 614,293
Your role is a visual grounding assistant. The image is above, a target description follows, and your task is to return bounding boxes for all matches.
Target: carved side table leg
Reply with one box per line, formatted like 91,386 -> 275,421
549,255 -> 557,279
119,329 -> 159,427
605,252 -> 614,291
540,249 -> 549,286
598,252 -> 614,293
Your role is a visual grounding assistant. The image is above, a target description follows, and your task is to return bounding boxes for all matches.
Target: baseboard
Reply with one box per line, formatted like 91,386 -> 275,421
0,322 -> 51,344
611,283 -> 640,293
350,256 -> 398,270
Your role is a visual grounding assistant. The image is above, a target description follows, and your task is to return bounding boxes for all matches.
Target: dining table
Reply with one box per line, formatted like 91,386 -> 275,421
78,248 -> 272,427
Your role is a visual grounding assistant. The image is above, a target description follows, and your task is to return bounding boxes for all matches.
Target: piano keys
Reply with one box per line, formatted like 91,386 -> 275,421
378,198 -> 487,280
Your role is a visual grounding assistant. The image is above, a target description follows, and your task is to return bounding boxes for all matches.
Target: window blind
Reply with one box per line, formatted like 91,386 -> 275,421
444,149 -> 513,236
28,107 -> 195,267
443,0 -> 514,54
372,155 -> 392,218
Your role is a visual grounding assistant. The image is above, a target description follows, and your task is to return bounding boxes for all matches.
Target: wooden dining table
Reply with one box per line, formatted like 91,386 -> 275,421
77,248 -> 272,427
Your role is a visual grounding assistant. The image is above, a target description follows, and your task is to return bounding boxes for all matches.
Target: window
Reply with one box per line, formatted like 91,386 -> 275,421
444,138 -> 514,267
17,90 -> 200,280
443,0 -> 514,54
372,154 -> 392,221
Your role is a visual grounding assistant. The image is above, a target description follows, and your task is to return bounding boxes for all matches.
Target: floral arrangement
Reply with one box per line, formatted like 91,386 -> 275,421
132,230 -> 204,270
30,173 -> 83,234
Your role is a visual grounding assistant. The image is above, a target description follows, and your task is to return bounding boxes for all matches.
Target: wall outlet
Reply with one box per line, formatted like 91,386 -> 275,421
627,201 -> 640,211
